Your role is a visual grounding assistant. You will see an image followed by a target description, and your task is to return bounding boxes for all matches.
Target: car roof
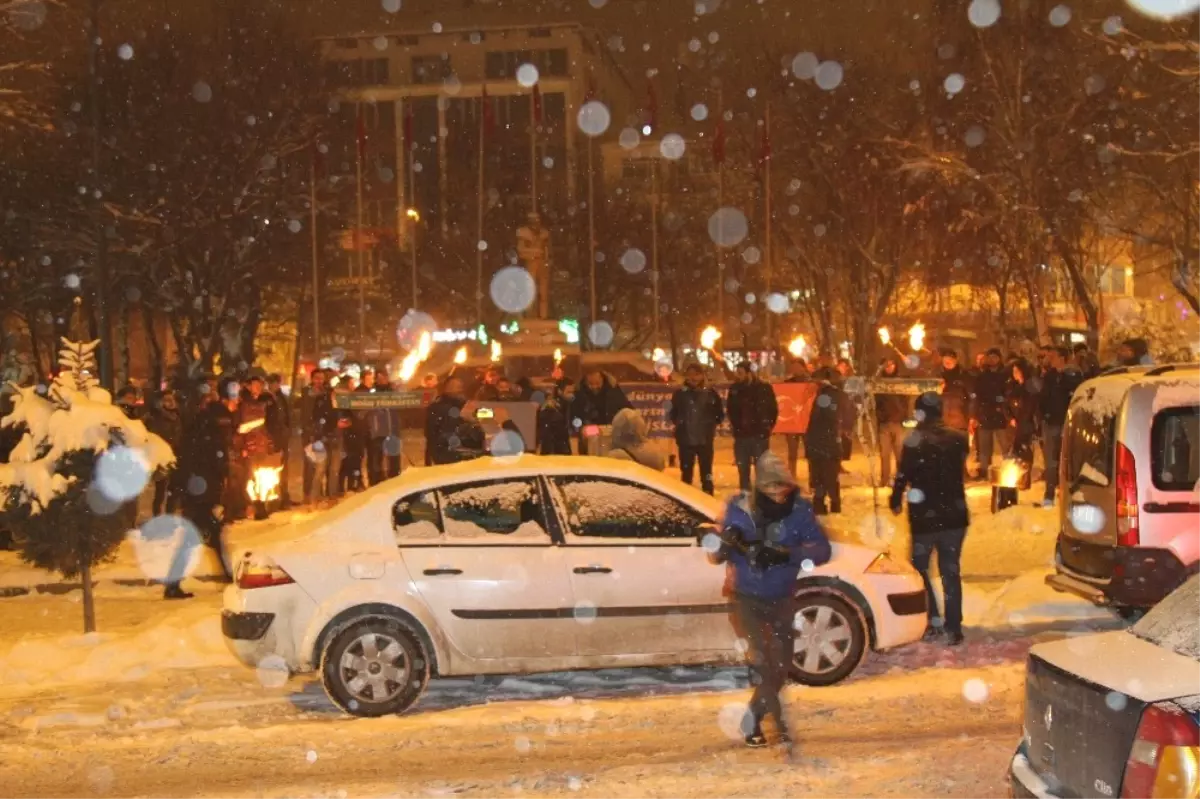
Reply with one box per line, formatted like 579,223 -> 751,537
1071,363 -> 1199,419
325,455 -> 727,520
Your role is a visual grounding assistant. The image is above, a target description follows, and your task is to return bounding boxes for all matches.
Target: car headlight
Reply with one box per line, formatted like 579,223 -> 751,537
865,552 -> 916,576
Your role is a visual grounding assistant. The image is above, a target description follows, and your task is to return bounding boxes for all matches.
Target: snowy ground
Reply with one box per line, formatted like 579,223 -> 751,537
0,439 -> 1120,797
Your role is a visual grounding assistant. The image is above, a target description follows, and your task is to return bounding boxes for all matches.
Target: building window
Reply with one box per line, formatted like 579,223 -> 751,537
394,35 -> 419,46
412,54 -> 451,84
545,48 -> 568,76
325,58 -> 389,86
528,27 -> 552,38
485,49 -> 569,79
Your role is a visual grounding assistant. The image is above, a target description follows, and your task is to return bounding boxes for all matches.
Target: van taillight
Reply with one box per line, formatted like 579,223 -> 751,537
1121,703 -> 1200,798
1115,443 -> 1140,547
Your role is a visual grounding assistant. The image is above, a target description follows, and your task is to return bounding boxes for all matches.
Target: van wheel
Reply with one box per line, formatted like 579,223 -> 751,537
1115,606 -> 1145,623
320,617 -> 429,717
789,593 -> 868,686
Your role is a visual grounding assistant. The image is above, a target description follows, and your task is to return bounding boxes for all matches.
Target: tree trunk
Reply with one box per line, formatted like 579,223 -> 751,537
1172,253 -> 1199,314
117,302 -> 131,386
666,310 -> 679,372
1053,236 -> 1100,339
80,559 -> 96,633
142,304 -> 164,389
25,315 -> 45,383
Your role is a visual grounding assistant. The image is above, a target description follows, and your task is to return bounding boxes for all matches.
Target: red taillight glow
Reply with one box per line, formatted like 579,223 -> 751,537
1115,442 -> 1140,548
236,559 -> 295,590
1121,704 -> 1200,799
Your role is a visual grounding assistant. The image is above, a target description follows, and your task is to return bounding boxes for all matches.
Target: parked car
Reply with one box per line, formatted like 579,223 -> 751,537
1047,364 -> 1199,616
221,456 -> 928,717
1010,574 -> 1199,799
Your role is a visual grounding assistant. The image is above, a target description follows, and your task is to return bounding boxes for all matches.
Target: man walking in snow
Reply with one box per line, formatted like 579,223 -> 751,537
890,392 -> 970,646
708,453 -> 832,753
726,363 -> 778,491
670,363 -> 724,494
1038,346 -> 1082,507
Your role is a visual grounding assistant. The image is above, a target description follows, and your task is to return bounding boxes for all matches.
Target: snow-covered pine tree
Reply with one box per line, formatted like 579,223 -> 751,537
1100,299 -> 1198,364
0,339 -> 174,632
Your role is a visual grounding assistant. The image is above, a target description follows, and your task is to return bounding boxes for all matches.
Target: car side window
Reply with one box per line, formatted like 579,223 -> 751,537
1152,406 -> 1199,492
550,476 -> 707,540
392,491 -> 442,543
438,478 -> 549,543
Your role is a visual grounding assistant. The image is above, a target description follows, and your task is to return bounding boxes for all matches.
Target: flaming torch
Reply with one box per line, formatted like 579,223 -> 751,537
246,465 -> 283,520
908,322 -> 926,352
490,339 -> 502,363
454,346 -> 468,365
700,325 -> 722,350
553,347 -> 563,366
787,335 -> 807,358
878,326 -> 891,346
398,330 -> 434,383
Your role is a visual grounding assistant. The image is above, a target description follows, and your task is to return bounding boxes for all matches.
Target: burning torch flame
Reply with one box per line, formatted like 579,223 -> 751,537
700,325 -> 722,350
554,347 -> 563,365
398,331 -> 434,383
998,459 -> 1025,489
908,322 -> 926,352
246,466 -> 282,503
237,418 -> 266,435
788,335 -> 807,358
490,339 -> 502,362
454,346 -> 468,365
652,347 -> 666,362
879,327 -> 891,346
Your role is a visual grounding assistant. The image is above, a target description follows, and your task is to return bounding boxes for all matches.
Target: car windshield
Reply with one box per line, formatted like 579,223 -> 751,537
1131,575 -> 1200,660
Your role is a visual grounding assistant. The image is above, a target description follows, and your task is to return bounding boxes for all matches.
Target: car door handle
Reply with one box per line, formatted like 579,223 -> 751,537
423,568 -> 463,576
573,566 -> 613,574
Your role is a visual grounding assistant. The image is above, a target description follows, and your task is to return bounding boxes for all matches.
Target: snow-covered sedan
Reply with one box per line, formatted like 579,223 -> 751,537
1010,575 -> 1199,799
221,456 -> 928,716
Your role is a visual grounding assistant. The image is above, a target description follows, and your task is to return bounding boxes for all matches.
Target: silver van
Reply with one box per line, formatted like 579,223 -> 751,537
1047,364 -> 1199,615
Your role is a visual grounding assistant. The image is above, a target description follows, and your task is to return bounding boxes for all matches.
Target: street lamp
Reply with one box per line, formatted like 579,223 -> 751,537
406,208 -> 420,307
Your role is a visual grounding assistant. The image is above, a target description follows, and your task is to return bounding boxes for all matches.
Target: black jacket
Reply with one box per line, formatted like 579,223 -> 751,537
571,375 -> 631,427
889,424 -> 970,536
669,384 -> 725,447
805,381 -> 851,460
1039,367 -> 1082,429
300,389 -> 336,444
1007,383 -> 1039,462
726,378 -> 778,439
235,391 -> 278,457
939,366 -> 973,432
424,394 -> 467,466
875,393 -> 910,425
181,402 -> 234,500
538,398 -> 573,455
146,408 -> 184,452
973,367 -> 1010,430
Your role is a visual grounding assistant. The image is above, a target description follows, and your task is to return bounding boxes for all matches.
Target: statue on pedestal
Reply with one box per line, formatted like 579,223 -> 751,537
516,212 -> 551,319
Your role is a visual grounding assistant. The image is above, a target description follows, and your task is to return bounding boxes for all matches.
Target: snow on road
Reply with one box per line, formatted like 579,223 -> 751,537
0,446 -> 1119,796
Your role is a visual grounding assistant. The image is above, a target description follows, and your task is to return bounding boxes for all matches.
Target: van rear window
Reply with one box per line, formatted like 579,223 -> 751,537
1151,406 -> 1199,492
1065,408 -> 1115,487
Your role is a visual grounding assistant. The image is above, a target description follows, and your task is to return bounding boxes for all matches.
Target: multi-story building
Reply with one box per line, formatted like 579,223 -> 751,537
316,22 -> 634,329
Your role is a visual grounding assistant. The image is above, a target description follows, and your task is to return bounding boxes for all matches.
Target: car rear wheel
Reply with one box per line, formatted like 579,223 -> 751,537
789,592 -> 868,686
320,617 -> 429,717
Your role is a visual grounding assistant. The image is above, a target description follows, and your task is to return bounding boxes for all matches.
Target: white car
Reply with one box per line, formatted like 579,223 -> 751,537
221,456 -> 928,717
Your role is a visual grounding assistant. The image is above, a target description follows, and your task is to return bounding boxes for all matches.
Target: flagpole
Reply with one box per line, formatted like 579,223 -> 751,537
529,89 -> 538,216
355,103 -> 366,358
476,90 -> 486,326
651,158 -> 660,343
409,141 -> 418,309
716,87 -> 724,329
763,102 -> 773,354
310,150 -> 321,362
587,136 -> 597,326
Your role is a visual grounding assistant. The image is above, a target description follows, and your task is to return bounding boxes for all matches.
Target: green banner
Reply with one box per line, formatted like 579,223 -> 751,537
334,391 -> 426,410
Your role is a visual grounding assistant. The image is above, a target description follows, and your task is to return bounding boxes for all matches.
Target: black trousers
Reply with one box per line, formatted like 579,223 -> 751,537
808,456 -> 841,513
910,528 -> 966,634
366,437 -> 385,486
732,593 -> 795,739
678,442 -> 715,494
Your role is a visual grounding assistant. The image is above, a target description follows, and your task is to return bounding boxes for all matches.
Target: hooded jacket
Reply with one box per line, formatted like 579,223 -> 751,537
716,490 -> 832,601
571,373 -> 631,427
669,382 -> 725,447
889,399 -> 970,536
607,408 -> 666,470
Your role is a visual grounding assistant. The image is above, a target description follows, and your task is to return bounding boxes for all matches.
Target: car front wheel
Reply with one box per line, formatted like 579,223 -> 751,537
320,617 -> 430,717
789,592 -> 868,686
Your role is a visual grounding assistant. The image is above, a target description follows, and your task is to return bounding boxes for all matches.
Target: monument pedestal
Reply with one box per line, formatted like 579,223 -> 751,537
508,318 -> 567,347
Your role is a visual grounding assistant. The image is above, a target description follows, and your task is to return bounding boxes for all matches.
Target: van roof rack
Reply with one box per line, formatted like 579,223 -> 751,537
1144,363 -> 1200,377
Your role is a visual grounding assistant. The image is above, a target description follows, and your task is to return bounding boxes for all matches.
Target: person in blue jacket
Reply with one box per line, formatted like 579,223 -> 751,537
707,452 -> 832,752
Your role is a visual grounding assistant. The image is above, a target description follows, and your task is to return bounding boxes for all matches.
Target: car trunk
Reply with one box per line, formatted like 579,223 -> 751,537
1057,396 -> 1120,582
1024,653 -> 1146,797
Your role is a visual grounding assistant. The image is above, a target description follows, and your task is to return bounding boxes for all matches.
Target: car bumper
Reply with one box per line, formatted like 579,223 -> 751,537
1009,744 -> 1059,799
1050,538 -> 1191,609
863,573 -> 928,650
221,583 -> 315,671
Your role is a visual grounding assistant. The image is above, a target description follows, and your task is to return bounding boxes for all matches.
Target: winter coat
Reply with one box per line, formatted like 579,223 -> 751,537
669,384 -> 725,447
538,398 -> 574,455
805,381 -> 851,460
424,394 -> 467,465
1007,383 -> 1038,462
607,408 -> 666,471
889,423 -> 970,536
269,390 -> 292,450
180,402 -> 235,500
715,490 -> 832,601
726,378 -> 778,439
939,366 -> 973,432
973,367 -> 1010,430
475,384 -> 502,402
874,392 -> 910,425
571,374 -> 631,428
235,392 -> 277,458
146,408 -> 184,452
299,389 -> 335,444
1039,366 -> 1083,429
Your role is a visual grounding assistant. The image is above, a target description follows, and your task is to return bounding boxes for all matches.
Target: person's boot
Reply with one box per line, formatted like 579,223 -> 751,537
945,629 -> 965,647
163,583 -> 194,600
921,624 -> 942,642
744,728 -> 768,748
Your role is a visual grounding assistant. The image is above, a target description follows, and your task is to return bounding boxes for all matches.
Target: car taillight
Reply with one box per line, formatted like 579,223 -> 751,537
1115,443 -> 1140,547
1121,703 -> 1200,799
236,558 -> 295,589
